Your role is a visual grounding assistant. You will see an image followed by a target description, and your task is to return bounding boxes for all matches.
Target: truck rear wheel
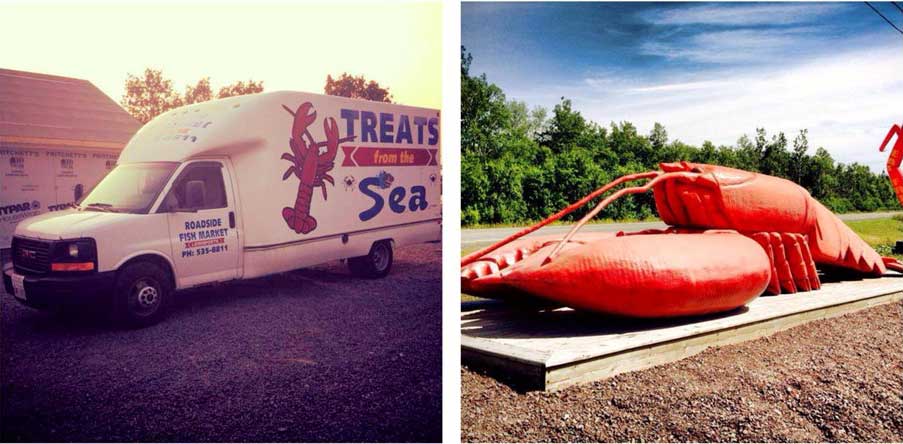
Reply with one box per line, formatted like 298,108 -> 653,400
112,261 -> 172,328
348,241 -> 393,278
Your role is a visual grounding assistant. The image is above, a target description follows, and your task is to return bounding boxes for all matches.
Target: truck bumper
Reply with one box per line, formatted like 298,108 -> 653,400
3,265 -> 116,310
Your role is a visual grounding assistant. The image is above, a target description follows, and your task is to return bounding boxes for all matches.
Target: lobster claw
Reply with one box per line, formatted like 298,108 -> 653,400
880,123 -> 903,207
293,102 -> 317,137
283,102 -> 317,152
879,123 -> 903,165
322,117 -> 340,162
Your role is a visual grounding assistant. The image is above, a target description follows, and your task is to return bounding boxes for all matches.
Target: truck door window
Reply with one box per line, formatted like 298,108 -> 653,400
159,162 -> 227,212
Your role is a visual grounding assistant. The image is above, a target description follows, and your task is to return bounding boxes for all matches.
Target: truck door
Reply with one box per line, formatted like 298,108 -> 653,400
158,160 -> 240,287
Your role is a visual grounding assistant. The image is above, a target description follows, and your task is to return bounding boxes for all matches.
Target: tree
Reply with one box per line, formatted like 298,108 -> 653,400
649,122 -> 668,150
758,129 -> 790,179
121,68 -> 183,124
734,134 -> 760,171
541,98 -> 587,152
122,69 -> 264,123
217,80 -> 264,99
184,77 -> 213,105
528,106 -> 550,140
324,73 -> 392,103
790,129 -> 809,184
460,46 -> 511,158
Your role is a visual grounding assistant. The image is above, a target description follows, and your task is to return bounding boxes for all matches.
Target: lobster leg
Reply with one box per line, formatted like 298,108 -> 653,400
781,233 -> 813,292
750,233 -> 781,295
769,233 -> 797,294
798,236 -> 821,290
749,232 -> 821,295
883,257 -> 903,273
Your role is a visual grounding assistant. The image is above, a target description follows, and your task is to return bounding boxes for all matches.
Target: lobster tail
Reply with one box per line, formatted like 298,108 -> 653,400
283,182 -> 317,234
807,199 -> 886,276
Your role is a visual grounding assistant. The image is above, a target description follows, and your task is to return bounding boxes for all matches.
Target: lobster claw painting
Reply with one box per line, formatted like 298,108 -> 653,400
461,162 -> 903,318
280,102 -> 355,234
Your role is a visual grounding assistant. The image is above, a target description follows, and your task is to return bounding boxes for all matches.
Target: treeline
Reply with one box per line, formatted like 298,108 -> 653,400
461,48 -> 898,226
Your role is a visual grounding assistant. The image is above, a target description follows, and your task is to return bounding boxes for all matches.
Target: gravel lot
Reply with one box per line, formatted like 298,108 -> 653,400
463,301 -> 903,442
1,243 -> 441,442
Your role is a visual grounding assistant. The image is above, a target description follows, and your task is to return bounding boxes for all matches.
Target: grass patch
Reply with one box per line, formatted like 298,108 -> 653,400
845,216 -> 903,259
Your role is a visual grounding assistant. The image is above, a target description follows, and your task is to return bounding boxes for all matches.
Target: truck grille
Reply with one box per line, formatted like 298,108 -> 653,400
12,237 -> 51,275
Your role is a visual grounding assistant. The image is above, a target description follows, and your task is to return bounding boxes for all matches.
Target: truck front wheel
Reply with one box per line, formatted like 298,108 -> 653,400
112,261 -> 173,328
348,241 -> 393,278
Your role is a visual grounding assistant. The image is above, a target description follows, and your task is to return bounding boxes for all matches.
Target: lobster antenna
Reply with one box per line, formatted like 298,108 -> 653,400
312,135 -> 357,149
460,170 -> 660,267
542,171 -> 699,265
281,104 -> 296,116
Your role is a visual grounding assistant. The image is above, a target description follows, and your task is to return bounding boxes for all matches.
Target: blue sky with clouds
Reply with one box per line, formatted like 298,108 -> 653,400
462,2 -> 903,171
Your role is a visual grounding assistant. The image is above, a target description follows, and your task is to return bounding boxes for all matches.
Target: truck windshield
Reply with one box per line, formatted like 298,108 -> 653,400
79,163 -> 179,214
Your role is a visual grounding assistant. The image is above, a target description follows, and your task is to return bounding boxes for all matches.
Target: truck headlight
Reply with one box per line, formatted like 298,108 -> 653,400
51,239 -> 97,272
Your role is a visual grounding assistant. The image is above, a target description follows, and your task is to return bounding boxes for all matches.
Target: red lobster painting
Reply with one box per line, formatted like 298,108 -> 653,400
280,102 -> 354,234
461,162 -> 903,318
880,122 -> 903,206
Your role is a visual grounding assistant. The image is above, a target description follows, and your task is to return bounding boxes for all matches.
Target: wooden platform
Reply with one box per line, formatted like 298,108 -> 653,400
462,275 -> 903,391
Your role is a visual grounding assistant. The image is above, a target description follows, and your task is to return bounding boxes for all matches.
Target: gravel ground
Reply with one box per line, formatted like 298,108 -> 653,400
1,243 -> 441,443
463,301 -> 903,442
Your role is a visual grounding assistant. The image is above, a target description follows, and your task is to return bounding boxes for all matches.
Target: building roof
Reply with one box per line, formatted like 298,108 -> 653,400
0,68 -> 140,149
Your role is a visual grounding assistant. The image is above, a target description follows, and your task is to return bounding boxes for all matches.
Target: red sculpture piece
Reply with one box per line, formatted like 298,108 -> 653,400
880,122 -> 903,207
461,162 -> 903,318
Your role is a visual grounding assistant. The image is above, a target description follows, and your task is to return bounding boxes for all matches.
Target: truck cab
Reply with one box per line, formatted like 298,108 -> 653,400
5,159 -> 242,325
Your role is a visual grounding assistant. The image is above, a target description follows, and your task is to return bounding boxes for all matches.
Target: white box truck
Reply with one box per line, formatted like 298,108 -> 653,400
3,91 -> 441,326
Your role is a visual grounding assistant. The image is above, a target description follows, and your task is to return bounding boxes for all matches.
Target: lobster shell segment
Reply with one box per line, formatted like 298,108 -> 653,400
473,232 -> 771,318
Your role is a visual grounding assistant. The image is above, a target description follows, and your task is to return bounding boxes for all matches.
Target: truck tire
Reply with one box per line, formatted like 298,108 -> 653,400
111,261 -> 172,328
348,240 -> 393,278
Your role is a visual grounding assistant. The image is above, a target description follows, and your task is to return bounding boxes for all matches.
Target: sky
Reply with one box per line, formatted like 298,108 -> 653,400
1,2 -> 442,109
462,2 -> 903,172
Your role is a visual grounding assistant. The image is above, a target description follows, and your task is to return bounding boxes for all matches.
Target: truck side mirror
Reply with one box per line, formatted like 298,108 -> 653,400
186,180 -> 207,209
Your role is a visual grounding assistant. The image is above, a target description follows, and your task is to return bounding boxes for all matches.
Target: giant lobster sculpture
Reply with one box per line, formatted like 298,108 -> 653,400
280,102 -> 355,234
462,162 -> 903,318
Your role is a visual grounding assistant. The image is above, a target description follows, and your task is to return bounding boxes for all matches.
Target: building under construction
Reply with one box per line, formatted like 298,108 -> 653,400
0,68 -> 140,250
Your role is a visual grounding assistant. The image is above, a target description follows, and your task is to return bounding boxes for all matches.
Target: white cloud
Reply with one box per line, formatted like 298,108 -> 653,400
629,80 -> 729,94
641,28 -> 818,64
568,45 -> 903,172
645,3 -> 849,26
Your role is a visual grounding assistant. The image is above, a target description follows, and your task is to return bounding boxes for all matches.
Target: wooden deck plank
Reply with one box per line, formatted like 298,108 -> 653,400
461,275 -> 903,391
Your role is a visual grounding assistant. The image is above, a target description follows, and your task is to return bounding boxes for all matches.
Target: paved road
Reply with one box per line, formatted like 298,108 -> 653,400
462,211 -> 903,247
1,244 -> 441,443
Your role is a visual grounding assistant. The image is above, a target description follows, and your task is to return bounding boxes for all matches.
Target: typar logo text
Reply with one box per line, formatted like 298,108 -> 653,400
0,200 -> 40,216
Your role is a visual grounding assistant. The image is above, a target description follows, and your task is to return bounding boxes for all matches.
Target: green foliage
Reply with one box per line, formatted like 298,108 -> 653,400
122,68 -> 264,124
461,47 -> 512,158
324,73 -> 392,103
217,80 -> 264,99
460,49 -> 901,226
